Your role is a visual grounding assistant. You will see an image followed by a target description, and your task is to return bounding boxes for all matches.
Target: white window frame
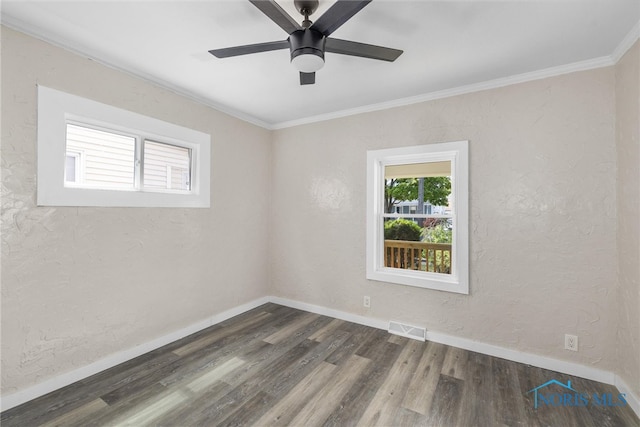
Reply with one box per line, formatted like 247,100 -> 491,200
37,85 -> 210,208
64,150 -> 83,185
366,141 -> 469,294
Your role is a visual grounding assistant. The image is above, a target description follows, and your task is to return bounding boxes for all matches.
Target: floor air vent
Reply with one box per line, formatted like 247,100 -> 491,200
388,321 -> 426,342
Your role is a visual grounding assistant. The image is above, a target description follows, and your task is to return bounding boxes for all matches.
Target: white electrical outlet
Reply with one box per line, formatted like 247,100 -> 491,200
565,334 -> 578,351
363,296 -> 371,308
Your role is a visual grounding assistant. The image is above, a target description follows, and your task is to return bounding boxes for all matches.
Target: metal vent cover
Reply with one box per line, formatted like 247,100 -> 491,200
388,321 -> 426,342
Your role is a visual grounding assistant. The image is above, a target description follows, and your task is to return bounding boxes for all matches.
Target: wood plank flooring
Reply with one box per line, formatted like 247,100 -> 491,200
2,303 -> 638,426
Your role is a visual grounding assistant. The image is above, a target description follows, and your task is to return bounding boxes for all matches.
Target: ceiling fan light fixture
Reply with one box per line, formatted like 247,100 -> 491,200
289,28 -> 325,72
291,51 -> 325,72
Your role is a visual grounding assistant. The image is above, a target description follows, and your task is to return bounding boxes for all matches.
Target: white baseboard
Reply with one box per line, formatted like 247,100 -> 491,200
0,296 -> 270,412
271,297 -> 639,418
269,296 -> 388,330
615,374 -> 640,417
2,295 -> 637,420
270,297 -> 616,383
424,331 -> 614,384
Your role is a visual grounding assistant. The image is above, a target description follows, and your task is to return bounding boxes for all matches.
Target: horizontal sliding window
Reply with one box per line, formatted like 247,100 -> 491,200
37,86 -> 210,208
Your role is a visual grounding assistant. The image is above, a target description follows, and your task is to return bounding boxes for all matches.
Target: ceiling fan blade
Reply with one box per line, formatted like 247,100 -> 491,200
310,0 -> 371,36
209,40 -> 289,58
300,72 -> 315,85
249,0 -> 302,34
325,38 -> 403,61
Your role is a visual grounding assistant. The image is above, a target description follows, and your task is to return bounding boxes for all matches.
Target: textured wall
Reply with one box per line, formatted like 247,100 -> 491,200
1,22 -> 633,403
615,41 -> 640,398
1,27 -> 271,394
270,67 -> 618,370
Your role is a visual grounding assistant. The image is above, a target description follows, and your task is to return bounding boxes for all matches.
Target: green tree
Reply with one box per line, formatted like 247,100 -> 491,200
385,177 -> 451,213
421,221 -> 452,244
421,220 -> 452,273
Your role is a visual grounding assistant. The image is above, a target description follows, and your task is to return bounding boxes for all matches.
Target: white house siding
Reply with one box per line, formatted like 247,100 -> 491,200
65,124 -> 191,191
143,140 -> 190,191
65,124 -> 135,189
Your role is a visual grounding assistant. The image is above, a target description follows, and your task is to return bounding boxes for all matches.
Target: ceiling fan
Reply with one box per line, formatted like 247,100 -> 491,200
209,0 -> 403,85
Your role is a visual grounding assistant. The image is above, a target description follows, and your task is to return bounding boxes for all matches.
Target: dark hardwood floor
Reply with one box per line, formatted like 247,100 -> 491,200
2,303 -> 638,426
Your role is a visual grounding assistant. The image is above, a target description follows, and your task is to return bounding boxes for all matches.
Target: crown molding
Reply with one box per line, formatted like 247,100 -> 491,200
272,55 -> 615,129
0,16 -> 274,130
273,19 -> 640,129
2,15 -> 638,131
611,20 -> 640,63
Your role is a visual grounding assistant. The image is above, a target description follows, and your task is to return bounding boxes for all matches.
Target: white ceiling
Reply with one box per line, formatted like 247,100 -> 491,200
2,1 -> 639,128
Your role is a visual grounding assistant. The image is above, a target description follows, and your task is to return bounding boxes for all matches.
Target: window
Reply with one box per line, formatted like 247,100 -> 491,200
366,141 -> 469,294
63,124 -> 194,193
37,86 -> 210,207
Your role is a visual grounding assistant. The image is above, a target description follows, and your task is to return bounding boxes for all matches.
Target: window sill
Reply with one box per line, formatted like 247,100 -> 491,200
367,268 -> 468,294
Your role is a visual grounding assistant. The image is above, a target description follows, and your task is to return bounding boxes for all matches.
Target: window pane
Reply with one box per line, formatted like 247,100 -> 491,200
65,124 -> 135,189
384,161 -> 452,214
143,140 -> 191,191
383,216 -> 452,274
65,154 -> 77,183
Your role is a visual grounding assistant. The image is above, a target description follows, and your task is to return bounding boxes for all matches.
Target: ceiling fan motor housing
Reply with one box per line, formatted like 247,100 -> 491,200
289,29 -> 326,69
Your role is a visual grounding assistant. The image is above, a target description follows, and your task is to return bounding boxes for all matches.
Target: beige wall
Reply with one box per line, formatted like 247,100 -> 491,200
615,41 -> 640,398
271,67 -> 619,370
1,27 -> 271,394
